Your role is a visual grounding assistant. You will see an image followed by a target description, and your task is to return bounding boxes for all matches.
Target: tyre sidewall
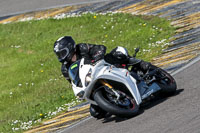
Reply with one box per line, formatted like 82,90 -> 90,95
156,67 -> 177,95
94,90 -> 139,117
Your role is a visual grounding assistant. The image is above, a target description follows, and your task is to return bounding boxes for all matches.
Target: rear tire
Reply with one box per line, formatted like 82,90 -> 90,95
153,66 -> 177,95
94,88 -> 139,117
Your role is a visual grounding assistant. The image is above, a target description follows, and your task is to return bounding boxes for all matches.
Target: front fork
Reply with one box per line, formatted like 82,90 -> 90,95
100,80 -> 113,89
99,80 -> 121,101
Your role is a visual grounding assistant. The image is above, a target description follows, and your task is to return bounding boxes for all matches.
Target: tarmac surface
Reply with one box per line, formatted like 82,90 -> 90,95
59,58 -> 200,133
0,0 -> 113,17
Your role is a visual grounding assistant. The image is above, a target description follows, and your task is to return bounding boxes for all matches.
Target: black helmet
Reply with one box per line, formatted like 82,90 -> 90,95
54,36 -> 76,62
110,46 -> 128,60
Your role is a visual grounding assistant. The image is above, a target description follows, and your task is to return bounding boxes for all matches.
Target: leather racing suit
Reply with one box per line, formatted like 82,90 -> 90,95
61,43 -> 106,82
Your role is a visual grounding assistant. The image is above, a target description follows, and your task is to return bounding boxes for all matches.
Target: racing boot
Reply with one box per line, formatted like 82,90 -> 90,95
90,104 -> 111,119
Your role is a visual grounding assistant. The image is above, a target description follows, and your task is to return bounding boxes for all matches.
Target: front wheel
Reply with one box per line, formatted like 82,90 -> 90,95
93,86 -> 139,117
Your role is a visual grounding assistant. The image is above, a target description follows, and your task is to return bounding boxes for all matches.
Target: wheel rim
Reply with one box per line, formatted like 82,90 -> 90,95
158,69 -> 174,85
105,89 -> 136,110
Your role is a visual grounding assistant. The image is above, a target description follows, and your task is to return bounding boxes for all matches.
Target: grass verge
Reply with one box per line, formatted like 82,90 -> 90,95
0,12 -> 175,132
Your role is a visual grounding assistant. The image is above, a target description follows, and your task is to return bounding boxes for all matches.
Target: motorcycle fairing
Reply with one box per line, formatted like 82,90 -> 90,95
70,59 -> 142,105
83,60 -> 142,105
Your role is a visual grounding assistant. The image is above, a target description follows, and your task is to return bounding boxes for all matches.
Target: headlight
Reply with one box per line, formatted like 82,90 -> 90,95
85,68 -> 92,86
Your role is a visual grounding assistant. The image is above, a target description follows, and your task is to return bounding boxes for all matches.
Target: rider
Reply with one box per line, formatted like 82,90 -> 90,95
53,36 -> 150,118
53,36 -> 106,82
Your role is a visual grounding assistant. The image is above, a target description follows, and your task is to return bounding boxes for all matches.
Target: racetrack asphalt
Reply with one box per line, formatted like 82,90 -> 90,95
0,0 -> 113,17
59,58 -> 200,133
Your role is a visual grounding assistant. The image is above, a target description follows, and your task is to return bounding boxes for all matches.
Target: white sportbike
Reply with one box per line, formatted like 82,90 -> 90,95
68,49 -> 177,117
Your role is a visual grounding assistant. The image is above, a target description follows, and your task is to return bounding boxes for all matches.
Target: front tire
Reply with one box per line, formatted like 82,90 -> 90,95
93,88 -> 139,117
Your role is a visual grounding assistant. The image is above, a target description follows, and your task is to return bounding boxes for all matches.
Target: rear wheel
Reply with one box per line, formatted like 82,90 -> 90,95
154,67 -> 177,95
93,86 -> 139,117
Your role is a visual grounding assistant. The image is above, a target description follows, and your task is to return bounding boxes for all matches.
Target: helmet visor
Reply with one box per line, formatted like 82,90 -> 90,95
55,48 -> 69,60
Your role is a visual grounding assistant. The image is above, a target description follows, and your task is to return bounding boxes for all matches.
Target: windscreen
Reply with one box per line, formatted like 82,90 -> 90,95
68,60 -> 82,87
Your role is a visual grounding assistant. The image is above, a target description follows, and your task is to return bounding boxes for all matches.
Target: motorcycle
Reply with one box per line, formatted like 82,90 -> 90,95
68,48 -> 177,117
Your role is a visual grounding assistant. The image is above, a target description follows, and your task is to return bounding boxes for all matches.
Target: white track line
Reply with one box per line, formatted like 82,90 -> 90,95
171,55 -> 200,76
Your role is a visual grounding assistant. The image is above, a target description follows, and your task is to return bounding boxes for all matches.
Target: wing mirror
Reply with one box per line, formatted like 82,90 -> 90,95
133,47 -> 140,57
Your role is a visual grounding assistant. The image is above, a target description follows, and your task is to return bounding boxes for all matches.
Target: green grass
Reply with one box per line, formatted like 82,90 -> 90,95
0,13 -> 175,132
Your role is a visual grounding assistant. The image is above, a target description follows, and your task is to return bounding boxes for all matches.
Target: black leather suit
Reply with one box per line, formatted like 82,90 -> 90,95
61,43 -> 106,82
